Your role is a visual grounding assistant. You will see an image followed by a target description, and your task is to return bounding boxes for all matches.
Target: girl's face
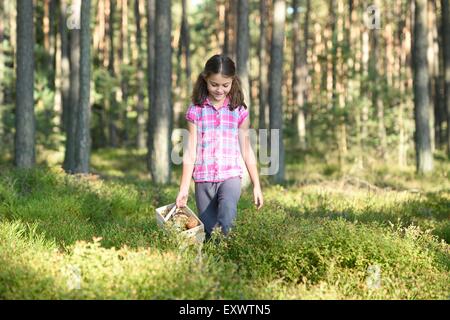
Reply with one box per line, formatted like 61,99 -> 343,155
205,73 -> 233,102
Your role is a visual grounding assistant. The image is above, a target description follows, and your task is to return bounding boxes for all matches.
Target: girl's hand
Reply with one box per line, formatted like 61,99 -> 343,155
176,189 -> 189,208
253,186 -> 264,210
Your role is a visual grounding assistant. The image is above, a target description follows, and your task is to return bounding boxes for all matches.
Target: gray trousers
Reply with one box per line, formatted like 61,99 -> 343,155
194,177 -> 242,237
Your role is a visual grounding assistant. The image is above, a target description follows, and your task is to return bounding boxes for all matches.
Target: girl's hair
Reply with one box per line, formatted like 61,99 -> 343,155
191,54 -> 247,110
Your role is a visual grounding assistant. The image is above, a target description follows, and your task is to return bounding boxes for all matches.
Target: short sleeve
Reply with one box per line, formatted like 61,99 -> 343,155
237,106 -> 249,127
185,105 -> 199,124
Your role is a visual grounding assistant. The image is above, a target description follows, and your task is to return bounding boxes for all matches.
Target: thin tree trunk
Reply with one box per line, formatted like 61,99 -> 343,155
442,0 -> 450,157
149,0 -> 172,184
361,23 -> 370,163
146,0 -> 156,172
269,0 -> 286,184
63,1 -> 80,173
119,0 -> 130,145
15,0 -> 35,168
258,0 -> 268,130
74,0 -> 91,173
60,0 -> 71,132
135,0 -> 146,149
218,0 -> 226,53
292,0 -> 309,150
369,0 -> 387,161
0,0 -> 4,143
237,0 -> 250,108
427,0 -> 437,151
413,0 -> 433,174
224,0 -> 237,61
9,1 -> 16,69
57,0 -> 71,133
108,0 -> 119,147
181,0 -> 191,95
397,0 -> 409,167
237,0 -> 251,189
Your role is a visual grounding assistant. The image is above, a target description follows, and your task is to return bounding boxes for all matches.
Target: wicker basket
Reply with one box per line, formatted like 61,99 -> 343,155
155,203 -> 205,244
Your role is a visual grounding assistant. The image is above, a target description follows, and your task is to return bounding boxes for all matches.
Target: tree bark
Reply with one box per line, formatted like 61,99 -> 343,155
15,0 -> 35,168
149,0 -> 172,184
258,0 -> 268,130
0,0 -> 4,142
146,0 -> 156,172
135,0 -> 146,149
292,0 -> 309,150
237,0 -> 250,109
413,0 -> 433,174
74,0 -> 91,173
441,0 -> 450,157
236,0 -> 251,189
63,1 -> 80,173
369,0 -> 387,160
58,0 -> 71,133
269,0 -> 286,184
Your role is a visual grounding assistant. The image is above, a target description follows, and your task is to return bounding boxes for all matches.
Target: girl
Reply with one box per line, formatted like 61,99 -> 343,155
175,54 -> 263,240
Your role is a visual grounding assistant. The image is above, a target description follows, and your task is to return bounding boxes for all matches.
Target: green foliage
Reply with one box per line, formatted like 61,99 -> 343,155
0,152 -> 448,299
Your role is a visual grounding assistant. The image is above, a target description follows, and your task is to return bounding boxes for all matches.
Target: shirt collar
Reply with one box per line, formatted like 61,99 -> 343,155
203,96 -> 230,110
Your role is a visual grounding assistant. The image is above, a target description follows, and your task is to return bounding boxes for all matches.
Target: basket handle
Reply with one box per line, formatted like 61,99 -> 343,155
164,204 -> 177,222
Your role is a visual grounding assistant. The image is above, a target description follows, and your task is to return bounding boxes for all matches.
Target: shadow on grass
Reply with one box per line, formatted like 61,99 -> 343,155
279,189 -> 450,243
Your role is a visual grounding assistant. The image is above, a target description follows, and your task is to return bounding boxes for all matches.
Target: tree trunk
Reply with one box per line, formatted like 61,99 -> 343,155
149,0 -> 172,184
258,0 -> 268,130
361,24 -> 370,163
269,0 -> 286,184
369,0 -> 387,161
224,0 -> 237,61
108,0 -> 119,147
119,0 -> 130,145
15,0 -> 35,168
442,0 -> 450,157
237,0 -> 250,109
0,0 -> 4,143
74,0 -> 91,174
397,0 -> 409,167
427,0 -> 437,151
292,0 -> 309,150
181,0 -> 191,95
413,0 -> 433,174
135,0 -> 146,149
146,0 -> 156,172
236,0 -> 251,189
63,1 -> 80,173
57,0 -> 71,133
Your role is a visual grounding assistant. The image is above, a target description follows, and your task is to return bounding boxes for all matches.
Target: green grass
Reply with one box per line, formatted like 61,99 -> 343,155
0,148 -> 449,299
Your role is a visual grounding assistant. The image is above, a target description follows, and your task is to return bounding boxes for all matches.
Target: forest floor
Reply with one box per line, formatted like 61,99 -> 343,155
0,147 -> 448,299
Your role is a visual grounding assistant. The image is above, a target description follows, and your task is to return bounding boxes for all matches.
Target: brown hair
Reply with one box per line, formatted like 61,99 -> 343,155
191,54 -> 247,111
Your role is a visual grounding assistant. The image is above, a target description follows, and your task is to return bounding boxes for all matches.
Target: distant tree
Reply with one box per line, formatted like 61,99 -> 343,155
292,0 -> 310,150
269,0 -> 286,183
74,0 -> 91,173
258,0 -> 268,130
15,0 -> 35,168
148,0 -> 172,184
442,0 -> 450,157
146,0 -> 155,172
63,0 -> 80,173
413,0 -> 433,173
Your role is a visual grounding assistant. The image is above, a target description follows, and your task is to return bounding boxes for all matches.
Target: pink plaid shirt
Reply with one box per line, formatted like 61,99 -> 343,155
185,97 -> 249,182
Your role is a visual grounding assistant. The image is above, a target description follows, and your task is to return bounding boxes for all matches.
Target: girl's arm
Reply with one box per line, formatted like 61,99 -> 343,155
176,121 -> 197,207
238,117 -> 264,210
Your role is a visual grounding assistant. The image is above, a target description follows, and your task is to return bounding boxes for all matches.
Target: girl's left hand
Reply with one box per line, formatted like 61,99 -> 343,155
253,187 -> 264,210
